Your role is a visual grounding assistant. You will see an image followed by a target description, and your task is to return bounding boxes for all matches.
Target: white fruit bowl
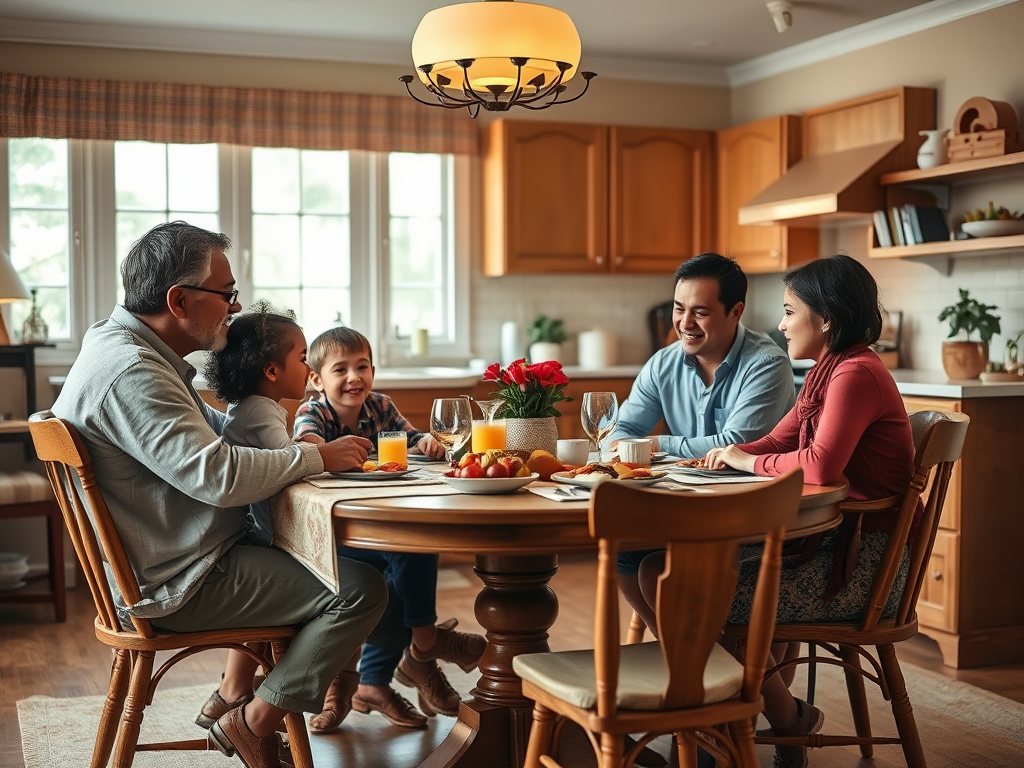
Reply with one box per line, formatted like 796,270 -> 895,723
962,220 -> 1024,238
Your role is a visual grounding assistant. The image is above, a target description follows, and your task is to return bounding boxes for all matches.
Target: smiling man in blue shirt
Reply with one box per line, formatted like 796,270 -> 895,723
607,252 -> 794,459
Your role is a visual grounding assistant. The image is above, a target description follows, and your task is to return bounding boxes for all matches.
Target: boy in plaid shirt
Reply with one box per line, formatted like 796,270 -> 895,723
294,327 -> 484,733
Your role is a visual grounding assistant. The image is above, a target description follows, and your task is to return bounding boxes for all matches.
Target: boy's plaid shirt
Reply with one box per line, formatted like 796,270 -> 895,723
293,392 -> 425,448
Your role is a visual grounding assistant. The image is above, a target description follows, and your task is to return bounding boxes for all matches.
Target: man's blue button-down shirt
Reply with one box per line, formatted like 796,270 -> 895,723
605,324 -> 795,459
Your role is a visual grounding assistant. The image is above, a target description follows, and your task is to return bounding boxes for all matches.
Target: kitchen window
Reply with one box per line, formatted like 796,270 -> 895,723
1,139 -> 469,364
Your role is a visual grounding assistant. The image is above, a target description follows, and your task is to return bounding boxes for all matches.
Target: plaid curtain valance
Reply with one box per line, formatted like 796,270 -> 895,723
0,72 -> 478,155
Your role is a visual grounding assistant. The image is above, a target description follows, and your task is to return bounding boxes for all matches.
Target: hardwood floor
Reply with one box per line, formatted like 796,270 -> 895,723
3,553 -> 1023,768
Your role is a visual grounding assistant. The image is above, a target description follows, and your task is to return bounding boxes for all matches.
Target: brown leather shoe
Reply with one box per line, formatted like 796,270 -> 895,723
308,669 -> 361,733
394,648 -> 461,717
196,688 -> 248,729
208,704 -> 294,768
772,698 -> 825,768
351,686 -> 428,728
410,618 -> 486,672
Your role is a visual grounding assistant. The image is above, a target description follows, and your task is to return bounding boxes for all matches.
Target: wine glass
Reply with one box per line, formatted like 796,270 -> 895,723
430,397 -> 473,464
581,391 -> 619,459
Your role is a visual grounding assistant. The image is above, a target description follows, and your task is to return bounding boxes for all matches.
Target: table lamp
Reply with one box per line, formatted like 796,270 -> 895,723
0,248 -> 31,345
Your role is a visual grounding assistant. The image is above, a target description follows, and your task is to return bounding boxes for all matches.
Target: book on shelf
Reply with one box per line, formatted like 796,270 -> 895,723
905,205 -> 950,243
872,210 -> 893,247
898,207 -> 916,245
888,208 -> 905,246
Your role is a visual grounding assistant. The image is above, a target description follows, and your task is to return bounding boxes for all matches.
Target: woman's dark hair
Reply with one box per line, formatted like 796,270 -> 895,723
673,253 -> 747,311
783,254 -> 882,353
203,300 -> 301,403
308,327 -> 373,374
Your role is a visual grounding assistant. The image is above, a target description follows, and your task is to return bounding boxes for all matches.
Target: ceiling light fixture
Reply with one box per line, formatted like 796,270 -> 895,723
399,0 -> 597,117
766,1 -> 793,33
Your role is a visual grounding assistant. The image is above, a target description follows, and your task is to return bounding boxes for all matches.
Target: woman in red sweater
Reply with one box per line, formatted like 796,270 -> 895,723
701,254 -> 915,768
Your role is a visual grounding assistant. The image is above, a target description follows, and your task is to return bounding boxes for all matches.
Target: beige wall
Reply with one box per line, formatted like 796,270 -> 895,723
737,1 -> 1024,371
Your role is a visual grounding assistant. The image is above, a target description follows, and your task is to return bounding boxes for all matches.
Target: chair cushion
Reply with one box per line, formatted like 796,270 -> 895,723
0,471 -> 55,504
512,641 -> 743,711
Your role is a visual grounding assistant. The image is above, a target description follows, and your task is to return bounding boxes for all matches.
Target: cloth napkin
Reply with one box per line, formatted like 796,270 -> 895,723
664,471 -> 774,486
270,476 -> 461,592
529,485 -> 591,502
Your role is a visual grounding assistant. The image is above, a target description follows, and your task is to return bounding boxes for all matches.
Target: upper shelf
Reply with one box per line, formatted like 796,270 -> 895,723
868,233 -> 1024,260
880,152 -> 1024,186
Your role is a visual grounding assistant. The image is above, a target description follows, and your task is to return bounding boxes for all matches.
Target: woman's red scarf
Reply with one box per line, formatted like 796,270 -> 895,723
787,343 -> 872,603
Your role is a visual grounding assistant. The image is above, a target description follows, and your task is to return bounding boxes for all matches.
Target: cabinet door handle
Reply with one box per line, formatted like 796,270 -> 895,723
770,249 -> 780,260
595,255 -> 604,265
615,257 -> 624,266
932,570 -> 942,581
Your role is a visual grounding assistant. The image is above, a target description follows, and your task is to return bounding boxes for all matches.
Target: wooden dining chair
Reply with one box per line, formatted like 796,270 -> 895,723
27,411 -> 314,768
722,409 -> 969,768
513,468 -> 805,768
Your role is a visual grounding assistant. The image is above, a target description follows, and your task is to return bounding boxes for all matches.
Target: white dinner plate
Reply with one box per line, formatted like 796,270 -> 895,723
962,220 -> 1024,238
330,469 -> 418,481
439,473 -> 539,494
551,470 -> 666,488
367,453 -> 441,464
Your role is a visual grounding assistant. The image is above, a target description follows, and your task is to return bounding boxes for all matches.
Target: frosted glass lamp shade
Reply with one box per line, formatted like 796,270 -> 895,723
0,248 -> 30,345
412,1 -> 582,93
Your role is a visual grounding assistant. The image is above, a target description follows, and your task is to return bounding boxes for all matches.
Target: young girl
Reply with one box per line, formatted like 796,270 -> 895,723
293,327 -> 484,733
194,301 -> 364,733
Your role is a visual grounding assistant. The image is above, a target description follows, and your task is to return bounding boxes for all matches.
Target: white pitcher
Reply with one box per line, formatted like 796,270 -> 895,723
917,129 -> 948,169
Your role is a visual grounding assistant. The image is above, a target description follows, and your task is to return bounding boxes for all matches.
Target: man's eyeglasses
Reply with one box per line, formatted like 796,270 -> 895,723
178,285 -> 239,305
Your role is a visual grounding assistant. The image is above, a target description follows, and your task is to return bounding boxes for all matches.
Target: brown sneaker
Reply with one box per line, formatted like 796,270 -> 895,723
308,670 -> 361,734
772,698 -> 825,768
409,618 -> 486,672
394,648 -> 462,717
208,704 -> 294,768
351,686 -> 428,728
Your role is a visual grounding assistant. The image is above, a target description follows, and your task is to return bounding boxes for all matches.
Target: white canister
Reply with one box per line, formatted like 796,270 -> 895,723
577,330 -> 618,369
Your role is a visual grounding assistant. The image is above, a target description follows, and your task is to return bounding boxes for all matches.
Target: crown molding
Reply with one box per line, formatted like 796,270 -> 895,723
727,0 -> 1018,87
0,0 -> 1015,90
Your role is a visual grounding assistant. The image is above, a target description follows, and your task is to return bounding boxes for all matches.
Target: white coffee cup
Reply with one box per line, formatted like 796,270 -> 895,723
556,438 -> 591,467
617,438 -> 653,466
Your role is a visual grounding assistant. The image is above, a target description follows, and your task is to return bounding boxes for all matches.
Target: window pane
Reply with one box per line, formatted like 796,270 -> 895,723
390,217 -> 441,285
302,151 -> 349,214
10,209 -> 70,285
168,144 -> 219,212
253,287 -> 301,317
9,139 -> 68,208
390,287 -> 442,337
300,288 -> 351,340
116,211 -> 167,281
168,211 -> 220,232
253,148 -> 300,213
115,142 -> 167,210
389,153 -> 441,217
253,214 -> 301,286
301,216 -> 350,287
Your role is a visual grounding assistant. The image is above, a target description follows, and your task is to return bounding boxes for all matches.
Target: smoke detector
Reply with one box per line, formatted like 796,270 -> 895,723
767,1 -> 793,33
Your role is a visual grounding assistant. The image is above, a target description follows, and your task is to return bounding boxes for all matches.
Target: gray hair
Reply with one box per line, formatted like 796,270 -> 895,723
122,221 -> 232,315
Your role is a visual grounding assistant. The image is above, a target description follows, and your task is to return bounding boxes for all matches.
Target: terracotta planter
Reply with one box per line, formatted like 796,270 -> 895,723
504,417 -> 559,457
941,340 -> 988,380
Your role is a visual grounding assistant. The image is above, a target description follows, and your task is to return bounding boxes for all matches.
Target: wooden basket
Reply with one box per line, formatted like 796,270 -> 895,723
948,129 -> 1024,162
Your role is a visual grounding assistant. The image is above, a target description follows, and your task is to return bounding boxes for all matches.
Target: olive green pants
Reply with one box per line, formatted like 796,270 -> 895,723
153,544 -> 388,713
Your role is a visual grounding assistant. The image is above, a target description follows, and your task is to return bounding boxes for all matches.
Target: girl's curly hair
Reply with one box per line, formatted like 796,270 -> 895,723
204,300 -> 301,403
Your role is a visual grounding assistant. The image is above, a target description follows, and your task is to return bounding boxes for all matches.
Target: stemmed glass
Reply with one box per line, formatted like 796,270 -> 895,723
430,397 -> 474,464
581,392 -> 619,458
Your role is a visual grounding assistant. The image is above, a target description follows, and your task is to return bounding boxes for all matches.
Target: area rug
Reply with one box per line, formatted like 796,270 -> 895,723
16,661 -> 1024,768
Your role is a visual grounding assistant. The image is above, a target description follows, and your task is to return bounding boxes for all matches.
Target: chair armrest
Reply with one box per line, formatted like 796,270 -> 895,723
839,494 -> 904,514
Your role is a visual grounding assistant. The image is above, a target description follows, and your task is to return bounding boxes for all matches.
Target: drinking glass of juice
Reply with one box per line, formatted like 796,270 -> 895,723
471,420 -> 506,453
377,431 -> 408,469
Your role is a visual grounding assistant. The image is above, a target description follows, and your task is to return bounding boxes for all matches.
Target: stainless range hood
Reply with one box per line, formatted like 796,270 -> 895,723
738,87 -> 936,227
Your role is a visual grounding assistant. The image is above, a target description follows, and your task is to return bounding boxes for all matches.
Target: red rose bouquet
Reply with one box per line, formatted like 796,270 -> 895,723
482,358 -> 571,418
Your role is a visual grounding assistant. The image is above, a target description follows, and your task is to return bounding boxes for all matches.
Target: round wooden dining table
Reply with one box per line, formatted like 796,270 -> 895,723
331,479 -> 847,768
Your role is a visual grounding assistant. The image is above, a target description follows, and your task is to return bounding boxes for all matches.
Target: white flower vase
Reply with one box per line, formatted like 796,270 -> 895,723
917,129 -> 948,170
529,342 -> 562,364
504,417 -> 559,457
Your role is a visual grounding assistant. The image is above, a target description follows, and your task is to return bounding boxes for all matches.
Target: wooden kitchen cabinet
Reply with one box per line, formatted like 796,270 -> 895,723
716,115 -> 818,273
901,394 -> 1024,668
482,119 -> 713,276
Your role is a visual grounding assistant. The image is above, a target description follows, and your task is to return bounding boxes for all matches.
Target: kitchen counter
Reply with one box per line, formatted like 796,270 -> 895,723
369,364 -> 642,389
889,369 -> 1024,399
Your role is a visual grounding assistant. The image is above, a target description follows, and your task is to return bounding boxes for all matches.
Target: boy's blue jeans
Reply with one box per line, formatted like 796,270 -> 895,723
336,546 -> 439,686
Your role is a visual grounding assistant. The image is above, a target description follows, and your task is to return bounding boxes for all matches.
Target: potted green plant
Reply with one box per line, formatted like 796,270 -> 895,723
527,314 -> 568,364
937,289 -> 1000,379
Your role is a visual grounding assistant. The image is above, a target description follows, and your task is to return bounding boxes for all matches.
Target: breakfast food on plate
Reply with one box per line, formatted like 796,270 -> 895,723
445,449 -> 531,479
569,462 -> 655,480
675,458 -> 704,468
360,460 -> 406,473
526,450 -> 566,481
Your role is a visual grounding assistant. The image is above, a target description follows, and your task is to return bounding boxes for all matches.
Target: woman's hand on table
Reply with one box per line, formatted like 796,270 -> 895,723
703,445 -> 757,474
317,435 -> 374,472
413,435 -> 446,460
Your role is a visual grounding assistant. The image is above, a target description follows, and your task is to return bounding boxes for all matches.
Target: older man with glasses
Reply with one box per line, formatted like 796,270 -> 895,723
53,221 -> 388,768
